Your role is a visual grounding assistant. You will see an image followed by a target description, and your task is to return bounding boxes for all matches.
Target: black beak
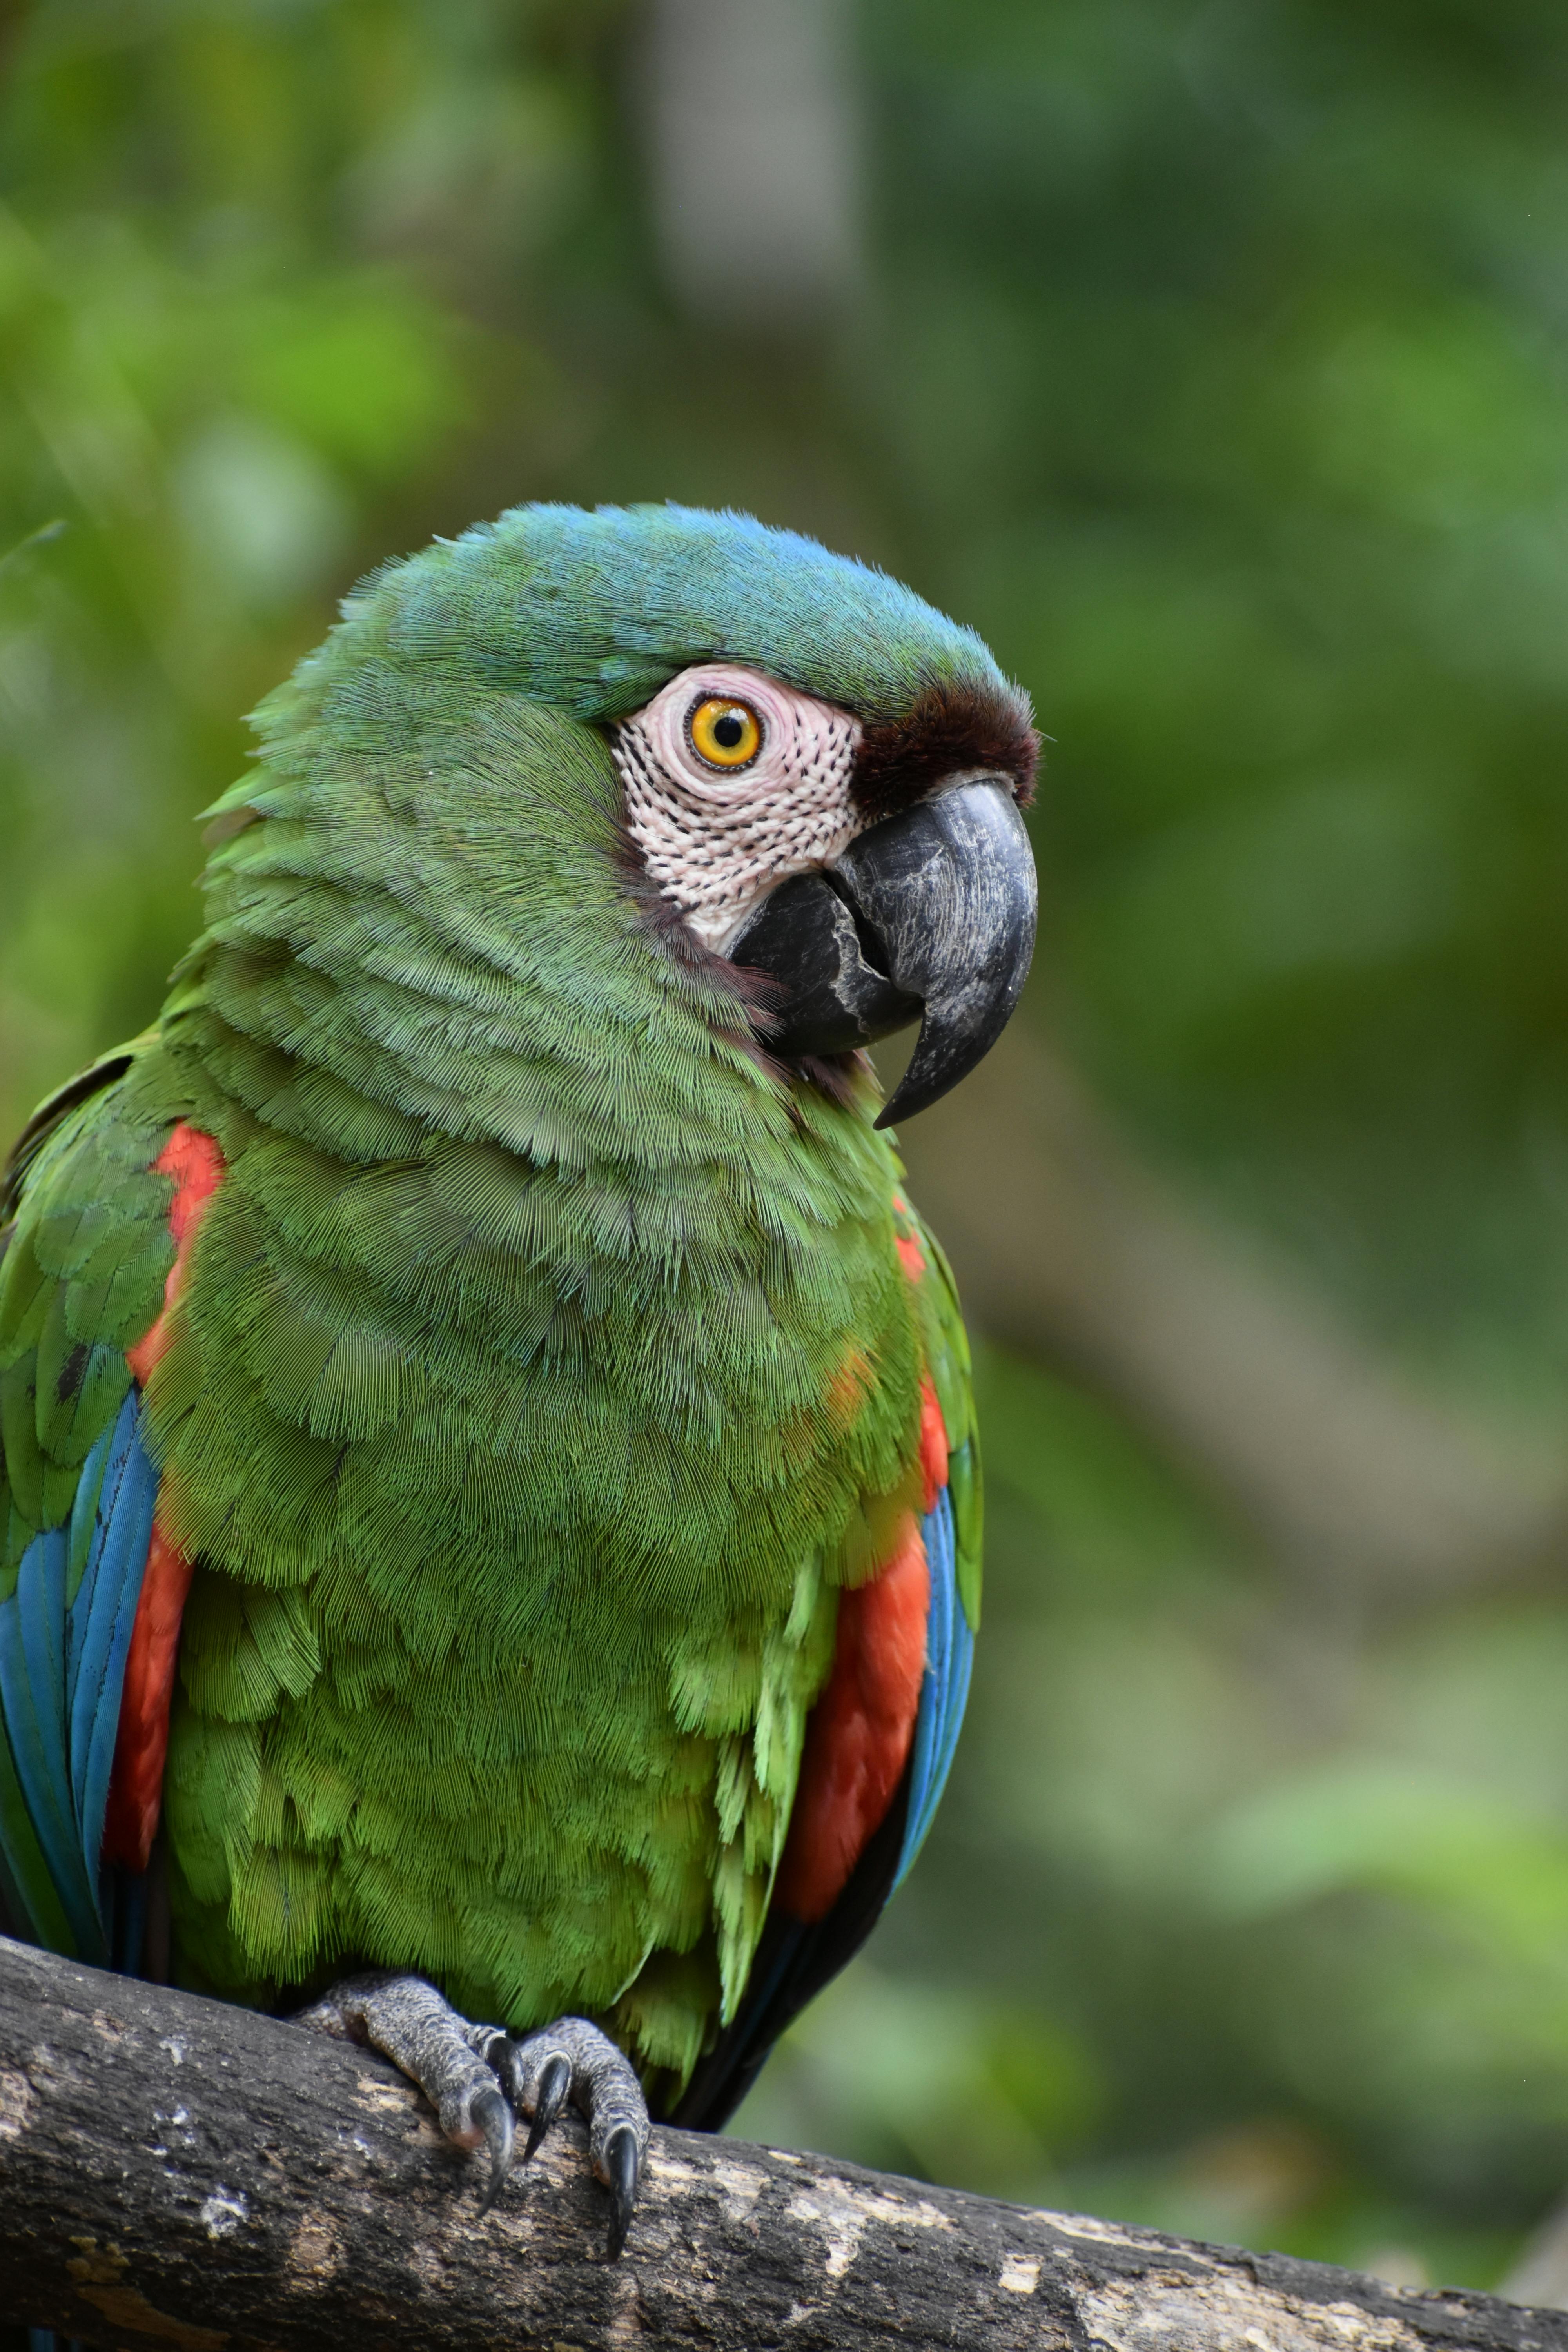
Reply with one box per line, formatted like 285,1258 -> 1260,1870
728,776 -> 1037,1127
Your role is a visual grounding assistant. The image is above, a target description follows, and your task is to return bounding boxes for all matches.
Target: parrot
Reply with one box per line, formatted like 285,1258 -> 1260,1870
0,502 -> 1037,2276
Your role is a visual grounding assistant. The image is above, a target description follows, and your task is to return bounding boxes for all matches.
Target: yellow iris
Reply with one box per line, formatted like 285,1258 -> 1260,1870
688,695 -> 762,769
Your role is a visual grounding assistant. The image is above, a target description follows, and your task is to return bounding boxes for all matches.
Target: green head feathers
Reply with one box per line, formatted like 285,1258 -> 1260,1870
343,500 -> 1026,730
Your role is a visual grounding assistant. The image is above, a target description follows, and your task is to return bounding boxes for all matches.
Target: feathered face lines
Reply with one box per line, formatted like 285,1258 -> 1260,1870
610,662 -> 1037,959
612,663 -> 862,954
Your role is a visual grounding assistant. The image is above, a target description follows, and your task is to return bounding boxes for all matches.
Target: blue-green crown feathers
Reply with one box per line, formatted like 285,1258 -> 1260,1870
339,502 -> 1023,730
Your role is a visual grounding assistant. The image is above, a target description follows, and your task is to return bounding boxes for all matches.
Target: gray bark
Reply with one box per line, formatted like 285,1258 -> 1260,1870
0,1935 -> 1563,2352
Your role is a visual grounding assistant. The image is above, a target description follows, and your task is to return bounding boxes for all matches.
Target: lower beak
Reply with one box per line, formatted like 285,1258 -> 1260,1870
727,776 -> 1037,1126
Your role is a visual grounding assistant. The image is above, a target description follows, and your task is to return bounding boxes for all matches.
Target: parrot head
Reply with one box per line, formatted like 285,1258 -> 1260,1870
251,501 -> 1038,1126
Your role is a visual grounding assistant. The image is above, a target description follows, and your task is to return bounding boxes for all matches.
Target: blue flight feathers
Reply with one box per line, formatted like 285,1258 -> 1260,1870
0,1387 -> 158,1961
895,1479 -> 975,1891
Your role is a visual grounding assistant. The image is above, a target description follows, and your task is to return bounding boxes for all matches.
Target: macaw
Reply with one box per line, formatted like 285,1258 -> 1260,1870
0,503 -> 1036,2262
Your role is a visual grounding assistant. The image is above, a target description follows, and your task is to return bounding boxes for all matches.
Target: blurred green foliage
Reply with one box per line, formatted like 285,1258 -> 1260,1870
7,0 -> 1568,2294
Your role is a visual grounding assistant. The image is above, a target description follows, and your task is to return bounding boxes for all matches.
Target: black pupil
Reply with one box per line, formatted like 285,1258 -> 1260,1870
713,710 -> 746,750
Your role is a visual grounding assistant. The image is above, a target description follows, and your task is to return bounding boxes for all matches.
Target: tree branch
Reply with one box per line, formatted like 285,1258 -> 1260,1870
0,1937 -> 1560,2352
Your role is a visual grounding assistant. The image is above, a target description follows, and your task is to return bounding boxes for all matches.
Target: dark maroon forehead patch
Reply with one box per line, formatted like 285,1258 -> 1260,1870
851,678 -> 1039,824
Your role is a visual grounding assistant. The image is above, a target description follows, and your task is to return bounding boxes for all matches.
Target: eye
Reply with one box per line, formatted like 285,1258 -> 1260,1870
688,694 -> 763,770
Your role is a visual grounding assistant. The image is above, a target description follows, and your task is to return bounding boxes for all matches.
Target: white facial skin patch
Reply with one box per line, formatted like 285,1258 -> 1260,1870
612,662 -> 862,952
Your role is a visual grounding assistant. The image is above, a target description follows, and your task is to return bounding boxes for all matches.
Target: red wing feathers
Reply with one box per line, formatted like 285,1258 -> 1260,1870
774,1197 -> 950,1926
125,1121 -> 225,1385
110,1121 -> 224,1873
102,1525 -> 194,1871
775,1511 -> 929,1924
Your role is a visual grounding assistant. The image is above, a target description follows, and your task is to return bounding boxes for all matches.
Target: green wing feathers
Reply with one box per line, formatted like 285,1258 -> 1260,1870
896,1193 -> 981,1630
0,1039 -> 178,1599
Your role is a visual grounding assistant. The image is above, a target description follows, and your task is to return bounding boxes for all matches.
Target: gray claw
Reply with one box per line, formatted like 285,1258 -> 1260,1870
524,2048 -> 572,2161
474,2083 -> 515,2214
300,1982 -> 650,2253
604,2121 -> 641,2260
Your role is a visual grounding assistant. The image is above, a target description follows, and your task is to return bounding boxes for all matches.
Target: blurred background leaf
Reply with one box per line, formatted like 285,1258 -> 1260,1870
8,0 -> 1568,2299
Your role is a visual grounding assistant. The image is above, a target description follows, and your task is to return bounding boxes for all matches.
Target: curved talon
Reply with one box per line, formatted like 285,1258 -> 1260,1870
524,2048 -> 572,2161
604,2121 -> 641,2259
298,1979 -> 650,2257
473,2083 -> 515,2215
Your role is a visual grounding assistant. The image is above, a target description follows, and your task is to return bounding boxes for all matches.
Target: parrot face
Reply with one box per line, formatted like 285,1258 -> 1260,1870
610,647 -> 1038,1126
612,661 -> 863,953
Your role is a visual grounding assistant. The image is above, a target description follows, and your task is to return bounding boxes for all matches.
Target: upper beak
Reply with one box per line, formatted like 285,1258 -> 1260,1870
727,776 -> 1037,1127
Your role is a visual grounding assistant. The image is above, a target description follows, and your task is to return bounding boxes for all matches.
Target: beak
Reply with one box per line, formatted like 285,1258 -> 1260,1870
728,776 -> 1037,1127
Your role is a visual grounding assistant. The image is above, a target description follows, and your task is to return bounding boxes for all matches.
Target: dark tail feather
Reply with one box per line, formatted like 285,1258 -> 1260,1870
668,1764 -> 912,2131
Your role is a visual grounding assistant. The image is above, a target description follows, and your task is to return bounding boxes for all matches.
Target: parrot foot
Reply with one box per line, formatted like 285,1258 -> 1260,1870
493,2015 -> 650,2257
295,1973 -> 650,2256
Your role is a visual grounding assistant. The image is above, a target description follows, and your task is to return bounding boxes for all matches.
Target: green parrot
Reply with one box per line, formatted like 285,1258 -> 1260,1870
0,503 -> 1036,2263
